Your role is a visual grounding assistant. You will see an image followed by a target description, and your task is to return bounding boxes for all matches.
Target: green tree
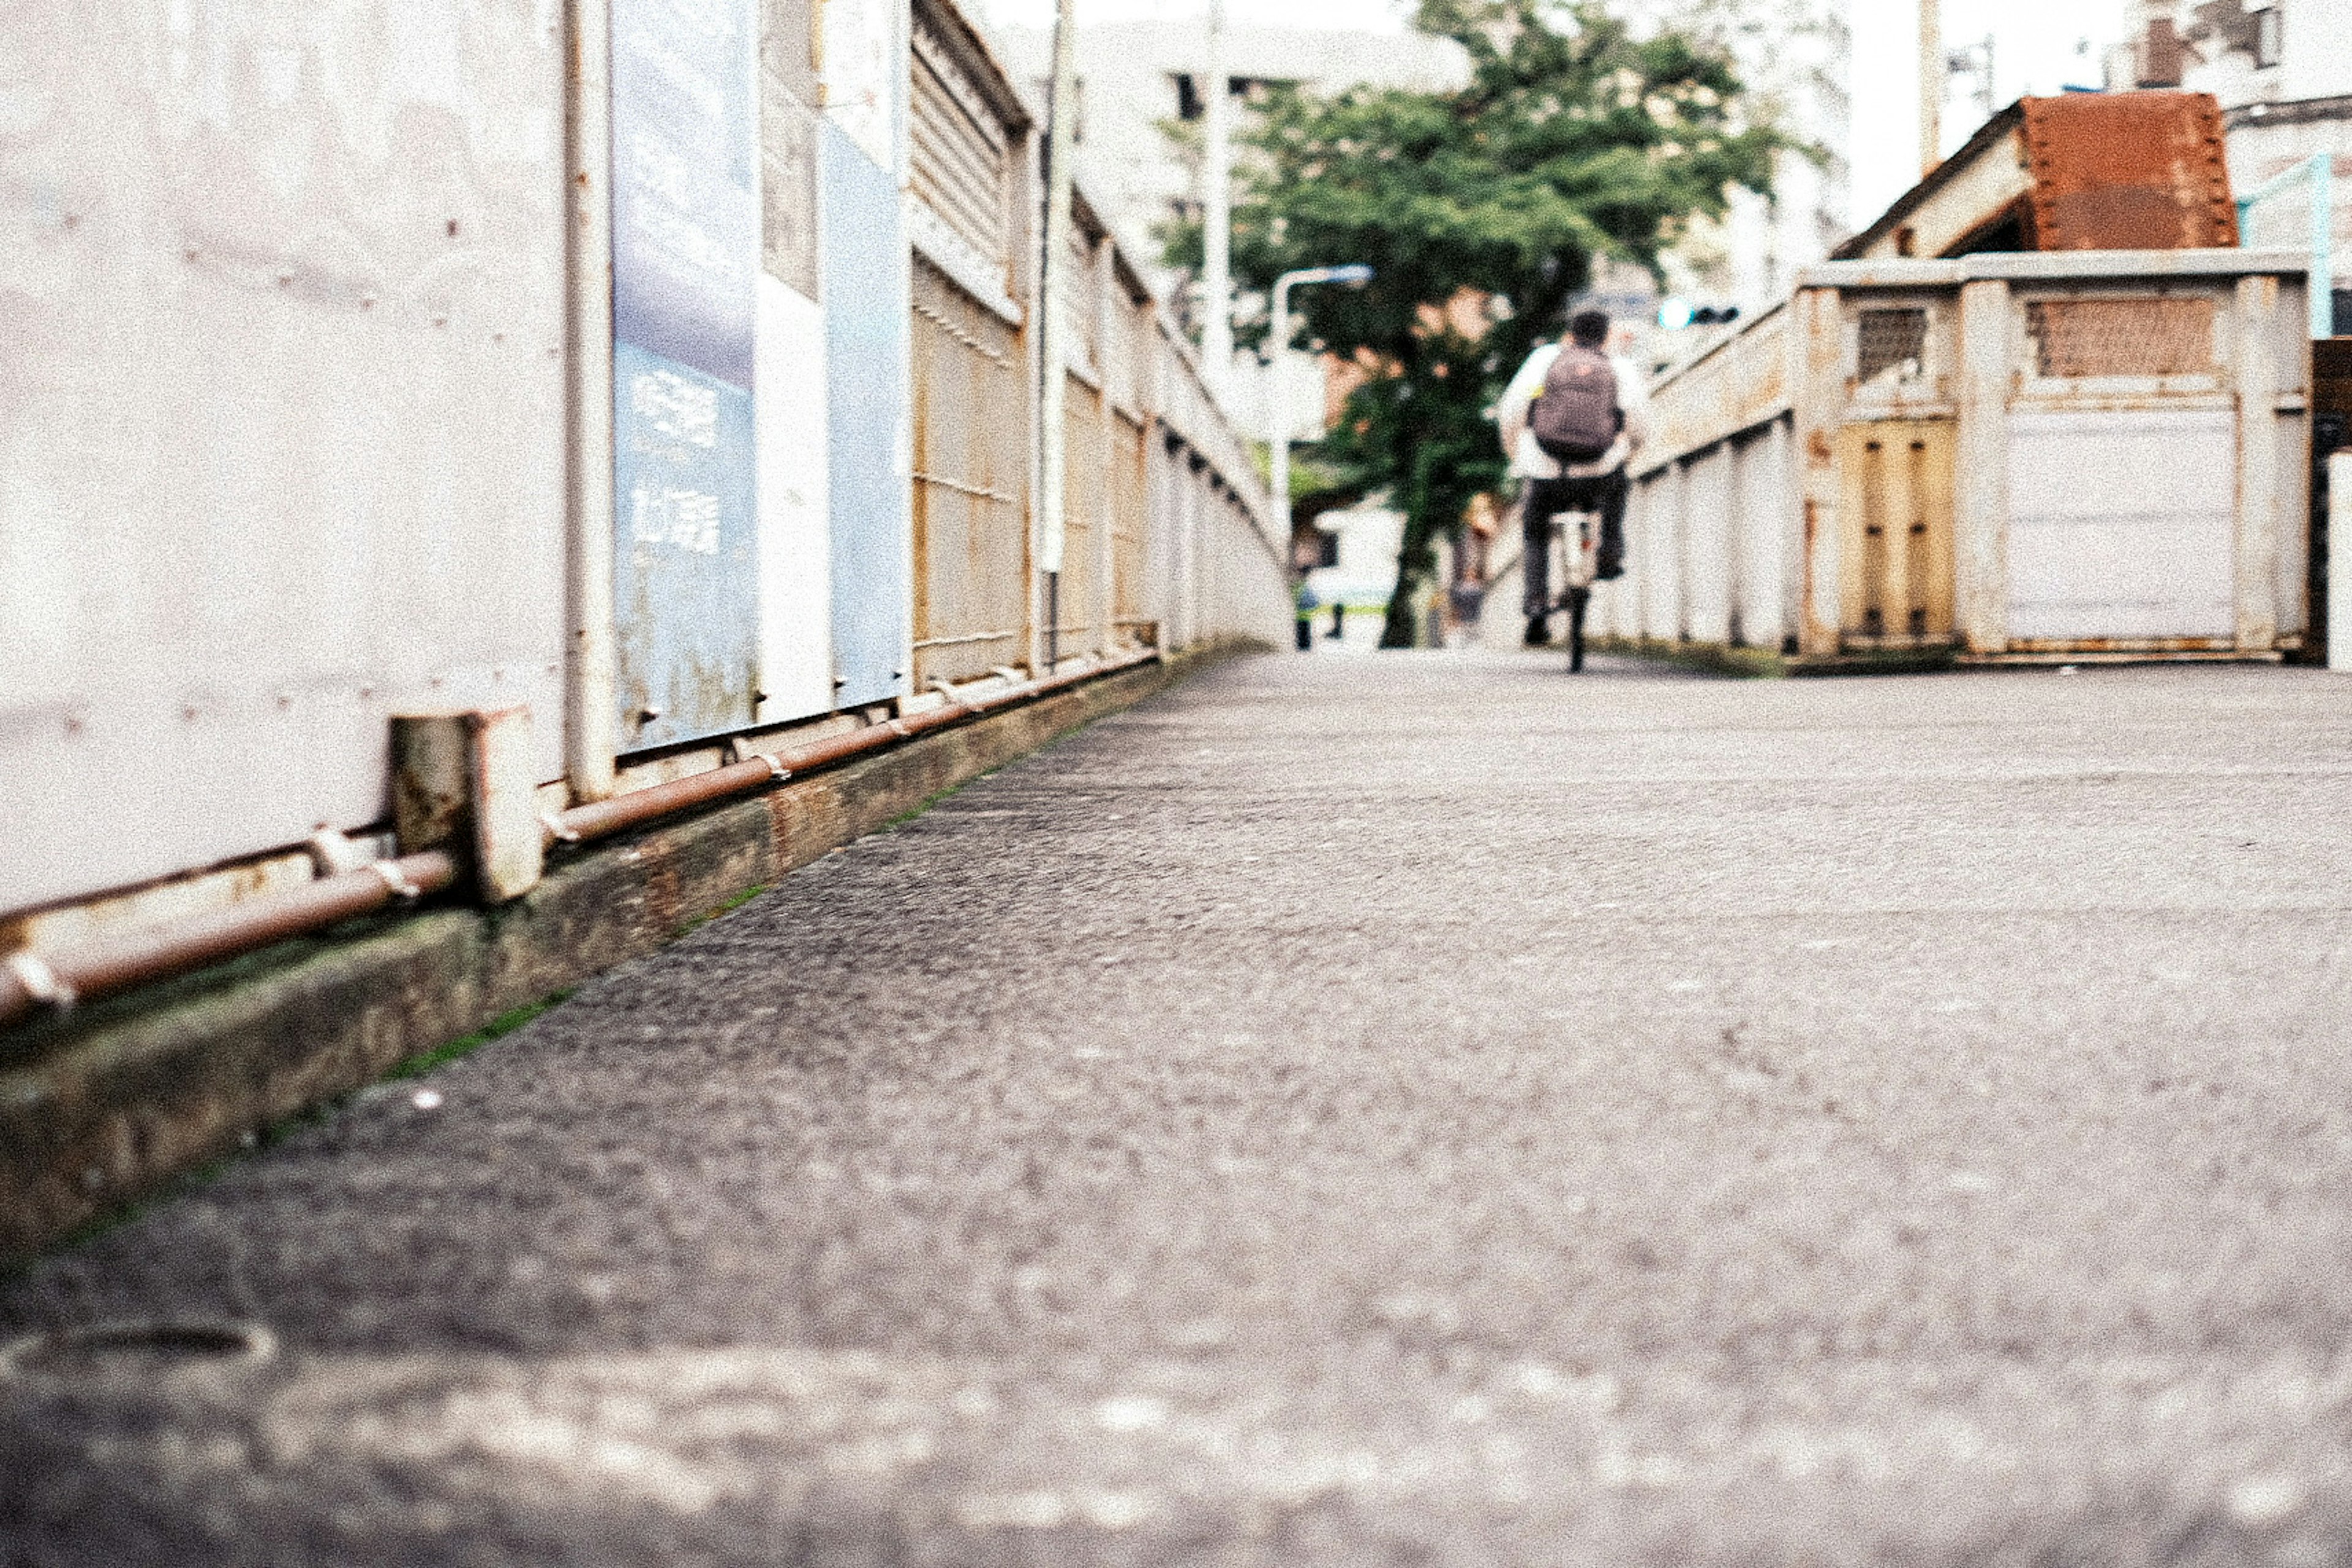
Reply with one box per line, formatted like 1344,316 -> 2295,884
1171,0 -> 1786,645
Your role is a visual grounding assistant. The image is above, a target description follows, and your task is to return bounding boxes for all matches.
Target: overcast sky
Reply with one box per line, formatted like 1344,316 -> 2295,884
969,0 -> 2130,232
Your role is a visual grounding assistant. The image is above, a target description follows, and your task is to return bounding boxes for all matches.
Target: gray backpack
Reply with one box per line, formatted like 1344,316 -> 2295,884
1531,345 -> 1623,464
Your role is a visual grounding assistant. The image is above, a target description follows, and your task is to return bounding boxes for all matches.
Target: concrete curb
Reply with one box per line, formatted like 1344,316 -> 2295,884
1586,636 -> 1992,679
0,648 -> 1242,1266
1585,635 -> 1793,679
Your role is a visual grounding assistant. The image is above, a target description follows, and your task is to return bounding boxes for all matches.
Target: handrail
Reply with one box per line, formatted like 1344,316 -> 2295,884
2236,153 -> 2333,339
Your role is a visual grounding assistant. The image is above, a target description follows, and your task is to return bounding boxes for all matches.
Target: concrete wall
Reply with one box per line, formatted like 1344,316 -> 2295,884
1596,251 -> 2314,669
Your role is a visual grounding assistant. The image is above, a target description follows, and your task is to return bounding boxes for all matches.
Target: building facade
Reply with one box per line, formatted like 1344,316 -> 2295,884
2122,0 -> 2352,331
985,18 -> 1468,443
1705,0 -> 1856,320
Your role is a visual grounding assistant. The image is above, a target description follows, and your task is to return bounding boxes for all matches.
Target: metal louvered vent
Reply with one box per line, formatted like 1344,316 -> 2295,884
2026,298 -> 2216,379
911,24 -> 1009,266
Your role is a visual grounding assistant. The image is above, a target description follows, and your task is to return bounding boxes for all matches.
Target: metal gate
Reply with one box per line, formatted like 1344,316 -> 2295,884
1837,421 -> 1955,647
910,258 -> 1030,685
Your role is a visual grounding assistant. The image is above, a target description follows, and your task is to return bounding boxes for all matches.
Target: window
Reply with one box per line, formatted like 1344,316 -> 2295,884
2253,7 -> 2283,69
2138,18 -> 2187,88
1177,74 -> 1278,120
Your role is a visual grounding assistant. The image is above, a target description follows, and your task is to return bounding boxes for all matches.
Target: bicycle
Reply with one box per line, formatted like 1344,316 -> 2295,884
1543,503 -> 1600,673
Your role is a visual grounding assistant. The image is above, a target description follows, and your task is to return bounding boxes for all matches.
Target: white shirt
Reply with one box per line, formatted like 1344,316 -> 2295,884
1496,342 -> 1651,481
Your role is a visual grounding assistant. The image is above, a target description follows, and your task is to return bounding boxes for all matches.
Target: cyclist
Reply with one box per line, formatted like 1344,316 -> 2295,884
1496,309 -> 1649,646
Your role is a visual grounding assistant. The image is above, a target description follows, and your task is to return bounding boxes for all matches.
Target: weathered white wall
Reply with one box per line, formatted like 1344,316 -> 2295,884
0,0 -> 1292,931
755,275 -> 834,720
1683,447 -> 1734,645
0,0 -> 570,915
2006,410 -> 2237,641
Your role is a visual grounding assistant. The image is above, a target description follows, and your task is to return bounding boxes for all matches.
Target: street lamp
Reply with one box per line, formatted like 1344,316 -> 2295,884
1268,263 -> 1373,554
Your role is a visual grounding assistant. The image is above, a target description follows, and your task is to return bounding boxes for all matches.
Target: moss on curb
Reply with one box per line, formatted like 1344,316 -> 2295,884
1585,635 -> 1791,679
0,644 -> 1251,1267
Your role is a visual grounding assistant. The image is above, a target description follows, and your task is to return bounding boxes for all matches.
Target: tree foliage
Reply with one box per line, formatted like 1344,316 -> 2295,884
1170,0 -> 1785,644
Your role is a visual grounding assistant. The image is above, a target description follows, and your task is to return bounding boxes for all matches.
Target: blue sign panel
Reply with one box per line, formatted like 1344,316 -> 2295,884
611,0 -> 762,748
821,123 -> 912,709
612,0 -> 757,390
612,342 -> 761,748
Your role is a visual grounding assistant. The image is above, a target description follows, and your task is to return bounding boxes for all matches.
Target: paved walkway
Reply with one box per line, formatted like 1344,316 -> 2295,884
9,650 -> 2352,1564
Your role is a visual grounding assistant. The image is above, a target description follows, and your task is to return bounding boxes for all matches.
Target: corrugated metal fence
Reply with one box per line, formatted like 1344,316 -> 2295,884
0,0 -> 1289,942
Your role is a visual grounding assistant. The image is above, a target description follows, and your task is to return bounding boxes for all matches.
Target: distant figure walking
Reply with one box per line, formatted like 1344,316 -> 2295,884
1498,309 -> 1649,647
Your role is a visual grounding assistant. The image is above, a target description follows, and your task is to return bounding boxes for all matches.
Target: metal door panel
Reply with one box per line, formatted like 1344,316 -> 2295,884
1732,424 -> 1790,650
2007,410 -> 2234,641
756,276 -> 834,722
1682,445 -> 1733,643
612,342 -> 763,748
823,124 -> 913,706
911,259 -> 1028,687
1640,465 -> 1681,641
611,0 -> 762,750
0,0 -> 568,915
1111,410 -> 1149,635
1057,384 -> 1104,654
1836,420 -> 1956,647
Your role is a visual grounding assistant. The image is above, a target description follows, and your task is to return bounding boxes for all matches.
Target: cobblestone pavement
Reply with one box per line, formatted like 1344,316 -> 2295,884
8,650 -> 2352,1566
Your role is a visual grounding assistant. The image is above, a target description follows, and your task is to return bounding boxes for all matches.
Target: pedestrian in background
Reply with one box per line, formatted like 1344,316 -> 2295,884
1496,309 -> 1649,646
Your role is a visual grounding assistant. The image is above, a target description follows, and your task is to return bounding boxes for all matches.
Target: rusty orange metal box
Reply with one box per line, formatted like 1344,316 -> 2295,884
1837,92 -> 2238,263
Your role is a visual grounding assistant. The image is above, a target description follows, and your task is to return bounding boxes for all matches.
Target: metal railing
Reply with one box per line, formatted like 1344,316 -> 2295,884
2239,153 -> 2335,340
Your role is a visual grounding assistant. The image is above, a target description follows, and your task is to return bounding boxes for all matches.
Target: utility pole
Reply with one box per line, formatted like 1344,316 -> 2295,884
1037,0 -> 1080,671
1201,0 -> 1234,398
1919,0 -> 1942,177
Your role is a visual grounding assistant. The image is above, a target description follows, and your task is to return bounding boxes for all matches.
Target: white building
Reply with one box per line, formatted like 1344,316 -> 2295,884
1577,1 -> 1852,371
1702,0 -> 1856,319
985,19 -> 1467,444
2119,0 -> 2352,331
984,19 -> 1469,307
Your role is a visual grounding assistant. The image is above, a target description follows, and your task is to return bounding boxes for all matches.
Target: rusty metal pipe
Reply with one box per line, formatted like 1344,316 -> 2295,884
543,649 -> 1156,849
0,651 -> 1158,1033
548,753 -> 806,845
0,852 -> 459,1032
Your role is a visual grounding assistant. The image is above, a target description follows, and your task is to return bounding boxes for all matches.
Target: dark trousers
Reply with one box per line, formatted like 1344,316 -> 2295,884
1521,469 -> 1627,617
